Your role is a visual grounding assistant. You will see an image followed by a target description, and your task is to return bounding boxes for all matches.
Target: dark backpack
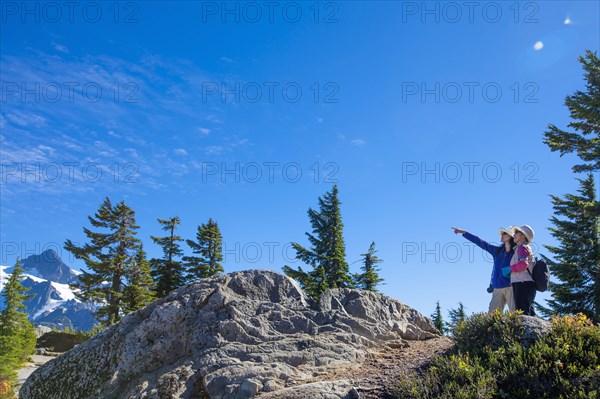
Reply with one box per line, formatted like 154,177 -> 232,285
527,258 -> 549,292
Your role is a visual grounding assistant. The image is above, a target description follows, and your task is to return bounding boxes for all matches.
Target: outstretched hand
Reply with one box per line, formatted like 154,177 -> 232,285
451,227 -> 466,235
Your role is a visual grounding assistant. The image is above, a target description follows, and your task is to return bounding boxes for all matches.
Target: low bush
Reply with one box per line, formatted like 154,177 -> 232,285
39,325 -> 104,352
390,313 -> 600,399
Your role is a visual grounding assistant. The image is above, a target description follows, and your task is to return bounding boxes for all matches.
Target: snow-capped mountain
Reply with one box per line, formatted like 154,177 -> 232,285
0,250 -> 98,331
19,248 -> 81,284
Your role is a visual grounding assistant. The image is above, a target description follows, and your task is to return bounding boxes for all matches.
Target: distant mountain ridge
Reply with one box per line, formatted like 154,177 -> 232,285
0,250 -> 97,331
19,249 -> 81,284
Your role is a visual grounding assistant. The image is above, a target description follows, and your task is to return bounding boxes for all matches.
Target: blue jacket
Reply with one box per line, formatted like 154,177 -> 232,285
463,232 -> 513,289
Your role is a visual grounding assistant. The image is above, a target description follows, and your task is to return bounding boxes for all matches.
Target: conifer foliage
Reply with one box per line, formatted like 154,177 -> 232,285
184,218 -> 224,280
542,50 -> 600,322
123,245 -> 156,313
0,259 -> 36,395
447,302 -> 467,332
544,50 -> 600,173
430,301 -> 446,334
283,185 -> 354,299
150,216 -> 186,298
65,197 -> 143,326
353,241 -> 384,291
539,174 -> 600,322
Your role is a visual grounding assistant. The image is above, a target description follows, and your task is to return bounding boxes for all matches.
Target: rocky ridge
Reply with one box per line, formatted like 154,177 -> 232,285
20,269 -> 440,399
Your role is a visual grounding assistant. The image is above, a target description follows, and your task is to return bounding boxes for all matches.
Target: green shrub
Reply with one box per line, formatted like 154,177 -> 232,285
390,313 -> 600,399
492,314 -> 600,398
452,310 -> 523,359
39,324 -> 104,353
394,354 -> 497,399
49,324 -> 103,342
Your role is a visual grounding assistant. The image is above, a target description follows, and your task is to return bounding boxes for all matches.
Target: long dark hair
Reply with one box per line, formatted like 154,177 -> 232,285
501,235 -> 516,252
508,237 -> 516,252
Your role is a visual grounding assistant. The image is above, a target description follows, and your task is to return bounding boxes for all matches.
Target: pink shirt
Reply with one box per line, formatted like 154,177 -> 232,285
510,242 -> 535,283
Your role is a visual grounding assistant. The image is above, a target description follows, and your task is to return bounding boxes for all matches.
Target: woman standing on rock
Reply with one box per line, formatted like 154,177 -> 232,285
452,226 -> 516,313
510,225 -> 537,316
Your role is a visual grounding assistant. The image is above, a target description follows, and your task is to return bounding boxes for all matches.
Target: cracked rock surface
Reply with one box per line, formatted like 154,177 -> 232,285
20,270 -> 439,399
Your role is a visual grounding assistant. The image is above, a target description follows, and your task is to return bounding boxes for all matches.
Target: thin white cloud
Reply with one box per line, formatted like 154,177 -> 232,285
174,148 -> 188,156
351,138 -> 366,146
53,43 -> 69,53
206,145 -> 224,155
124,148 -> 140,158
0,50 -> 259,197
230,138 -> 248,147
5,112 -> 46,128
92,140 -> 119,158
564,17 -> 571,25
0,143 -> 56,163
205,114 -> 224,124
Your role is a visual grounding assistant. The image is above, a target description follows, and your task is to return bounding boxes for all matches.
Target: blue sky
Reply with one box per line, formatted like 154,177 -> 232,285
1,1 -> 599,318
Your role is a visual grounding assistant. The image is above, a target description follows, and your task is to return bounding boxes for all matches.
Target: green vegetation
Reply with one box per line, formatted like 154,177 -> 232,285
542,50 -> 600,322
283,185 -> 383,299
150,216 -> 186,298
543,50 -> 599,174
0,260 -> 36,398
184,217 -> 224,280
430,301 -> 446,335
49,325 -> 104,342
447,302 -> 467,334
391,312 -> 600,399
123,245 -> 156,313
65,202 -> 228,324
65,197 -> 144,326
353,241 -> 384,292
540,174 -> 600,322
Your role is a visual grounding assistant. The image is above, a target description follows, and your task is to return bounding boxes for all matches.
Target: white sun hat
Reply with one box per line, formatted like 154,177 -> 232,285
514,225 -> 535,243
499,226 -> 515,237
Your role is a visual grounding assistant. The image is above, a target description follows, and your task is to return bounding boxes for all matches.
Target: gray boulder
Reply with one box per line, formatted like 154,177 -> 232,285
520,315 -> 551,347
20,270 -> 439,399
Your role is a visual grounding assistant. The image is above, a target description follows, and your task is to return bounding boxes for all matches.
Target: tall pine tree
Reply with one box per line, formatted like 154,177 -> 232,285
430,301 -> 446,335
0,259 -> 36,394
544,50 -> 599,173
542,50 -> 600,322
122,245 -> 156,313
447,302 -> 467,332
184,218 -> 224,280
150,217 -> 185,298
283,185 -> 353,299
65,197 -> 140,326
539,174 -> 600,322
353,241 -> 384,291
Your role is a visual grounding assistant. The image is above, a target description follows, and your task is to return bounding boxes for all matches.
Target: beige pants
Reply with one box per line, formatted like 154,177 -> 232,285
488,286 -> 515,313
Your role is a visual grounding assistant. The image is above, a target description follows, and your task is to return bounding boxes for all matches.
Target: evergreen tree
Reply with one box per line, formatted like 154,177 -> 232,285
283,185 -> 353,299
430,301 -> 446,334
123,245 -> 156,313
448,302 -> 467,332
65,197 -> 140,326
184,218 -> 224,280
542,51 -> 600,322
544,50 -> 599,173
150,216 -> 185,298
353,241 -> 384,291
0,259 -> 36,394
538,174 -> 600,322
